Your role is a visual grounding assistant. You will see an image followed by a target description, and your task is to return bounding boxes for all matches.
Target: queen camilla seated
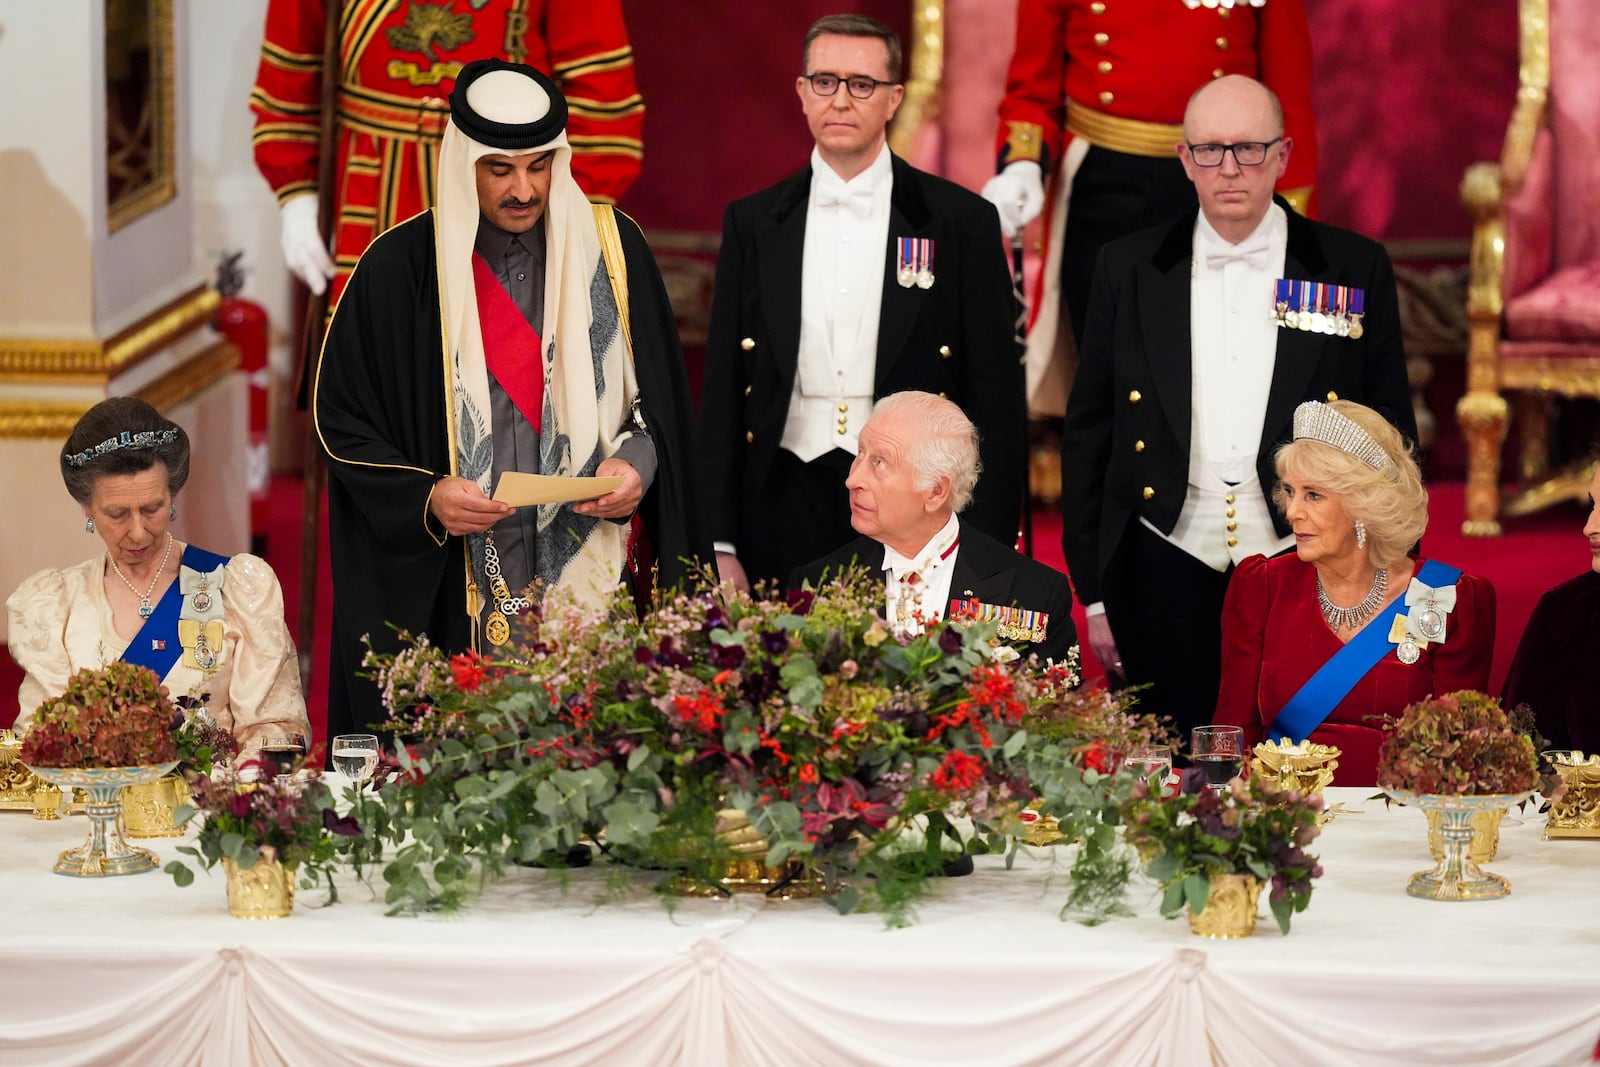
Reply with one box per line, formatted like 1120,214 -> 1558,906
5,397 -> 311,760
1212,400 -> 1495,785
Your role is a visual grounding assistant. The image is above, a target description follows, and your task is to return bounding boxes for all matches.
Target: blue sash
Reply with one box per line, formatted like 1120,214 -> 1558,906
1268,559 -> 1462,743
119,545 -> 229,681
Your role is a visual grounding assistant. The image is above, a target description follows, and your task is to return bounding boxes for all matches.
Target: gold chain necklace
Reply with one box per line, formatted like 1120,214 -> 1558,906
107,533 -> 174,618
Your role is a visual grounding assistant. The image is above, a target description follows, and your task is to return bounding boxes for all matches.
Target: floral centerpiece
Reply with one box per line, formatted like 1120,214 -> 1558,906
170,695 -> 240,779
18,662 -> 178,769
359,574 -> 1167,925
1376,690 -> 1539,797
1375,691 -> 1539,900
17,663 -> 182,876
1122,769 -> 1324,936
165,770 -> 354,917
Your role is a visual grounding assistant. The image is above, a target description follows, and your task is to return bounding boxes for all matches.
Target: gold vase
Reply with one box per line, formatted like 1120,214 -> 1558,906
223,856 -> 297,919
1426,807 -> 1503,864
1543,750 -> 1600,838
121,775 -> 188,838
672,808 -> 823,900
1387,789 -> 1527,901
1251,739 -> 1340,797
31,782 -> 62,820
0,730 -> 41,810
1186,872 -> 1262,939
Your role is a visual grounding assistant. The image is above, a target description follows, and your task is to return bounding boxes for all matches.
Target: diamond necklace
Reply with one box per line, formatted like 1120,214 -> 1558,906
108,532 -> 174,618
1317,567 -> 1388,632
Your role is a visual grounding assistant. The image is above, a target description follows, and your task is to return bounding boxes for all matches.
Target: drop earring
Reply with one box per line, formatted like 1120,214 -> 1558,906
85,517 -> 95,534
1355,519 -> 1367,549
170,504 -> 177,521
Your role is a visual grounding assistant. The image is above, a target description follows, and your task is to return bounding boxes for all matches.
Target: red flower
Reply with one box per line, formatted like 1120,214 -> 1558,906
799,763 -> 819,784
229,791 -> 253,819
930,749 -> 985,793
450,651 -> 490,692
712,669 -> 736,686
671,690 -> 727,733
1077,741 -> 1113,774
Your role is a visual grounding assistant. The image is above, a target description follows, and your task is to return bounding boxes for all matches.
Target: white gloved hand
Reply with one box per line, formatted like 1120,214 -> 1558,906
278,194 -> 335,296
980,160 -> 1045,238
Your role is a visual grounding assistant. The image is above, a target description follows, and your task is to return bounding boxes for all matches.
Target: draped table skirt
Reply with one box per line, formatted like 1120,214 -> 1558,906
2,787 -> 1597,1067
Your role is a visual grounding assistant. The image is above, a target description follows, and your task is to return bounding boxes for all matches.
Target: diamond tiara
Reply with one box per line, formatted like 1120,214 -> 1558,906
1291,401 -> 1392,471
64,428 -> 180,468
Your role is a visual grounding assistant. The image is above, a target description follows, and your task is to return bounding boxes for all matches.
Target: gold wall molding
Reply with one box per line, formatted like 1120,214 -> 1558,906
889,1 -> 943,159
0,340 -> 239,441
0,284 -> 219,383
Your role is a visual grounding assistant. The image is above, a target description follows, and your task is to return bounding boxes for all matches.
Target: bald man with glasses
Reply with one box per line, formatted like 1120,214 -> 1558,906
701,13 -> 1023,594
1059,75 -> 1414,743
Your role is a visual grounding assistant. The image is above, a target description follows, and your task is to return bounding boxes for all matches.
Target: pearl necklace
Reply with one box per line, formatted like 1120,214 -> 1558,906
108,533 -> 174,618
1317,567 -> 1388,632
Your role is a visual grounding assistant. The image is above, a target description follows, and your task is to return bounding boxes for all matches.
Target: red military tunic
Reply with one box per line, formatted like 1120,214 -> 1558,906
250,0 -> 643,310
992,0 -> 1318,413
995,0 -> 1317,196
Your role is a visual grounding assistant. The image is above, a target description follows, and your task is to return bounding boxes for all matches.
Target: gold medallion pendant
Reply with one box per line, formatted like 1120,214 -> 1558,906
485,611 -> 511,647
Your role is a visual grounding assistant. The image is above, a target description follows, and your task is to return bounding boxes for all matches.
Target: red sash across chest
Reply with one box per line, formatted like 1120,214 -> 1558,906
472,251 -> 543,431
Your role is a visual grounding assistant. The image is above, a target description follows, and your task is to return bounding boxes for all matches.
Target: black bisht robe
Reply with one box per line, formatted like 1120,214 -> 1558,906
314,209 -> 709,737
1502,569 -> 1600,754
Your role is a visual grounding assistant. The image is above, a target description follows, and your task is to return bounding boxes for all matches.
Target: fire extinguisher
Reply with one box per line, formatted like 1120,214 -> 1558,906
213,251 -> 271,557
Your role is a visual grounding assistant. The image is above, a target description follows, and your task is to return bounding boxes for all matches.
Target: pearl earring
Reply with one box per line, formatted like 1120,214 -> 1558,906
1355,519 -> 1367,549
85,517 -> 95,534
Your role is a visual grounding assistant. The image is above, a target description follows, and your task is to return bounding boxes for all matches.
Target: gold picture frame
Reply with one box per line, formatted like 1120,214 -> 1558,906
105,0 -> 175,232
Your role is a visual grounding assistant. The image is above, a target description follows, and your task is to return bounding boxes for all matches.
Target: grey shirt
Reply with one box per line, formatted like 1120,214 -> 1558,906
473,217 -> 655,600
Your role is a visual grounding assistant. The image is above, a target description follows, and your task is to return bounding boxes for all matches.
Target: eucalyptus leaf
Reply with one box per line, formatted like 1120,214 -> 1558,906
1183,872 -> 1211,914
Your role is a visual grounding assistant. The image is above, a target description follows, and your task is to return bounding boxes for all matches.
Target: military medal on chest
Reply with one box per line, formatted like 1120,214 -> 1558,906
896,236 -> 934,289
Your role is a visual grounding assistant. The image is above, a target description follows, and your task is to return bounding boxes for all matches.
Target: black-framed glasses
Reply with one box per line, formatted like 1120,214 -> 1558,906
802,72 -> 897,100
1185,137 -> 1282,167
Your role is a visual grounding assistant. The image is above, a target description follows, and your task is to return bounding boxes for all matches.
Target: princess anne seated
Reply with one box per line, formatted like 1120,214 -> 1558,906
1212,399 -> 1496,785
6,397 -> 311,762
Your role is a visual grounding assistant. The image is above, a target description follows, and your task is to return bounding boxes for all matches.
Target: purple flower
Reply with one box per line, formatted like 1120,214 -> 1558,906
760,630 -> 789,656
322,808 -> 362,837
710,643 -> 746,669
938,626 -> 963,655
1178,766 -> 1209,796
633,645 -> 654,664
1198,809 -> 1241,840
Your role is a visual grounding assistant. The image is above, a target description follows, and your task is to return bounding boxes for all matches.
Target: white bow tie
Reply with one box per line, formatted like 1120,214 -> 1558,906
816,181 -> 875,219
1204,234 -> 1273,270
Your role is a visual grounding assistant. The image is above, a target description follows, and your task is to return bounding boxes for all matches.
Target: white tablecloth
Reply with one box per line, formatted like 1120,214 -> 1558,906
2,787 -> 1598,1067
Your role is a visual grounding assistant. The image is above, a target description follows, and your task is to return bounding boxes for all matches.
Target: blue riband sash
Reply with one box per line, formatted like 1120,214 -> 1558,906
1267,559 -> 1462,743
119,545 -> 229,681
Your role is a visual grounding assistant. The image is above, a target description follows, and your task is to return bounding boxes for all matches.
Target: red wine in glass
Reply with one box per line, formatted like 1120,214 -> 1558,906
1194,753 -> 1242,788
260,735 -> 306,778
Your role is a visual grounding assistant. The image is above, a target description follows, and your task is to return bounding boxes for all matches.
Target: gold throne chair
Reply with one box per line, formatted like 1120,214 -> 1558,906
1458,0 -> 1600,536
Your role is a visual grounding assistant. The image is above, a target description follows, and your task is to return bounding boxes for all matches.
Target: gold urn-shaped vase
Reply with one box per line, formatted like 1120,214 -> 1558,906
223,854 -> 297,919
1186,872 -> 1262,939
1543,750 -> 1600,839
1387,789 -> 1529,901
673,808 -> 823,900
121,775 -> 189,838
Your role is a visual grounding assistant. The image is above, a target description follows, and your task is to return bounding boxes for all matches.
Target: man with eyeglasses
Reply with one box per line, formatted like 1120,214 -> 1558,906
981,0 -> 1318,416
1059,74 -> 1413,743
701,13 -> 1023,593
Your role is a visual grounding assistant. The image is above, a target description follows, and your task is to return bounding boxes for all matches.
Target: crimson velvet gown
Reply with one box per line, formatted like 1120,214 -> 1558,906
1214,554 -> 1497,785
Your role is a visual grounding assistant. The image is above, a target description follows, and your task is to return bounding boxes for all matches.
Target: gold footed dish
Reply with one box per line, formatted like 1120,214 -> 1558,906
24,762 -> 179,876
1385,789 -> 1529,901
121,775 -> 189,838
1187,872 -> 1262,939
671,808 -> 824,900
223,855 -> 297,919
1252,739 -> 1340,797
1019,801 -> 1063,846
0,730 -> 41,810
1543,750 -> 1600,839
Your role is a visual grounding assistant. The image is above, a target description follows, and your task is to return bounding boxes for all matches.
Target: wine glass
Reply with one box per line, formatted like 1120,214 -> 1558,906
1191,725 -> 1245,793
331,734 -> 380,785
1123,744 -> 1173,787
259,733 -> 307,783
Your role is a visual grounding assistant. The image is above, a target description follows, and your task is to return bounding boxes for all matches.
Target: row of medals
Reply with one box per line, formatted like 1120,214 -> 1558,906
1275,302 -> 1364,338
